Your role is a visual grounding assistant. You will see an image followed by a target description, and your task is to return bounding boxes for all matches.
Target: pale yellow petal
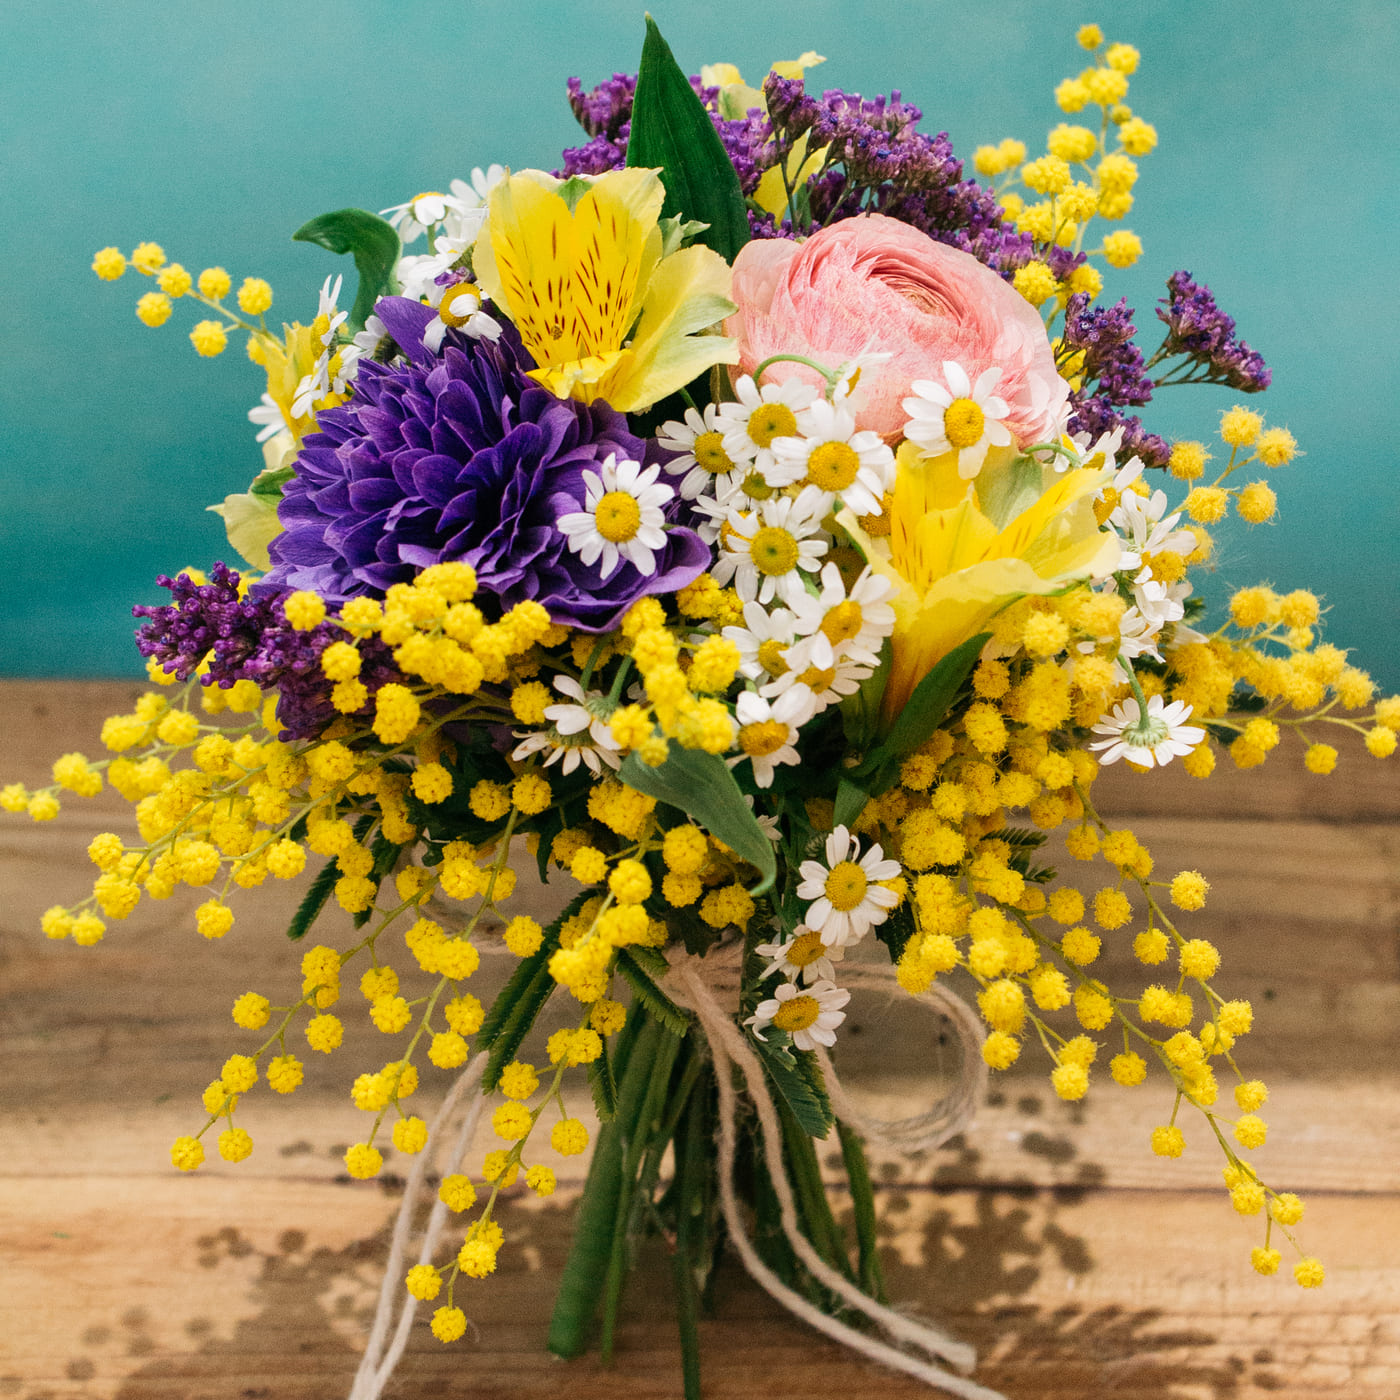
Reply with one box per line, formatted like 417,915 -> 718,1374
770,51 -> 826,79
600,243 -> 739,412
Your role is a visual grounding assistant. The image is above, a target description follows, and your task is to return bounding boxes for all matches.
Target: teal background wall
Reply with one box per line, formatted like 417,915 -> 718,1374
2,0 -> 1396,688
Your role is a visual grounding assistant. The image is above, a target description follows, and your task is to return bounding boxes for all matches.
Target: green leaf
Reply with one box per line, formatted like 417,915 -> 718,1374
756,1037 -> 834,1139
292,208 -> 402,331
286,814 -> 373,941
853,631 -> 989,793
840,636 -> 892,751
625,17 -> 750,261
833,777 -> 870,831
285,858 -> 340,942
618,748 -> 776,896
658,213 -> 711,258
977,453 -> 1045,530
616,948 -> 692,1038
587,1032 -> 619,1122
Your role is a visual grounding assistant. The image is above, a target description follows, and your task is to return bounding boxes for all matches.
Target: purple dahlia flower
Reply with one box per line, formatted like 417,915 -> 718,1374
258,298 -> 709,632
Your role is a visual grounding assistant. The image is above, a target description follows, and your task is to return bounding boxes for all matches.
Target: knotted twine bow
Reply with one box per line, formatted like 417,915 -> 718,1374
350,944 -> 1004,1400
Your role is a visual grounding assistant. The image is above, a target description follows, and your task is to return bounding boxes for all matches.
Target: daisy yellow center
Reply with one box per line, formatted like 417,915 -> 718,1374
749,526 -> 800,576
820,600 -> 864,646
748,403 -> 799,449
595,491 -> 642,543
786,929 -> 828,968
943,398 -> 986,450
739,719 -> 789,757
756,639 -> 789,676
440,284 -> 483,327
772,994 -> 821,1032
805,440 -> 861,492
796,663 -> 837,693
824,860 -> 868,911
693,431 -> 733,472
414,191 -> 444,205
857,492 -> 893,538
741,471 -> 775,500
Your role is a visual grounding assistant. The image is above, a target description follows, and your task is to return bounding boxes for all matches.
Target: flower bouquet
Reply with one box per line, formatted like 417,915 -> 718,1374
12,18 -> 1398,1400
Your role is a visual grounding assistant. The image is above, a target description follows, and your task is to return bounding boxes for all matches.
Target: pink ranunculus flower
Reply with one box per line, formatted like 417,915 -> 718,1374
725,213 -> 1070,443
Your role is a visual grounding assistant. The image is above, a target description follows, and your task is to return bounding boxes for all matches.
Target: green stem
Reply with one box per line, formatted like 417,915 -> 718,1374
837,1119 -> 886,1303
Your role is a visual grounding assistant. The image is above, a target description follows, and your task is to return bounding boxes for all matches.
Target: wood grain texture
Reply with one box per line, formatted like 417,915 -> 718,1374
1,682 -> 1397,1400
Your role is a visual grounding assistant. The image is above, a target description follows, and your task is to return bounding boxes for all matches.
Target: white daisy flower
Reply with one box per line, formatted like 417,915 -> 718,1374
352,313 -> 390,358
746,978 -> 851,1050
787,563 -> 895,667
1089,694 -> 1205,769
902,361 -> 1014,479
1110,488 -> 1195,573
716,374 -> 820,475
770,399 -> 895,516
511,676 -> 622,777
727,685 -> 816,788
557,455 -> 674,581
248,392 -> 287,443
713,486 -> 830,606
657,403 -> 746,500
422,282 -> 504,353
743,795 -> 784,845
796,826 -> 901,946
829,349 -> 895,416
722,600 -> 809,682
313,275 -> 348,348
755,924 -> 845,986
380,190 -> 452,245
761,632 -> 874,712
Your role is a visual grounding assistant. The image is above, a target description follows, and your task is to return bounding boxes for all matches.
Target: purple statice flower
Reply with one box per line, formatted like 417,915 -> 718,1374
1154,271 -> 1271,392
1068,393 -> 1171,471
558,130 -> 630,179
567,73 -> 635,140
258,297 -> 708,633
1063,294 -> 1155,407
133,563 -> 401,740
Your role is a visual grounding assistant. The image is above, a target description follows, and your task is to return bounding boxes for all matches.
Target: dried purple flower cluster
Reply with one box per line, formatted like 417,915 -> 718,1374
557,68 -> 1056,280
1154,271 -> 1271,392
1061,294 -> 1170,469
133,563 -> 400,739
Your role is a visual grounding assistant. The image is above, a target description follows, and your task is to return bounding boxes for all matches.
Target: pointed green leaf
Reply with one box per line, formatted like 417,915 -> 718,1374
853,631 -> 990,793
625,17 -> 750,261
833,777 -> 870,831
292,208 -> 402,330
756,1037 -> 834,1139
619,747 -> 776,896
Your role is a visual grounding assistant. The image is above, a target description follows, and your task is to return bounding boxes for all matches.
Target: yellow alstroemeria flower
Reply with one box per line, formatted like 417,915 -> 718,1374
471,167 -> 738,414
248,322 -> 348,444
841,441 -> 1121,724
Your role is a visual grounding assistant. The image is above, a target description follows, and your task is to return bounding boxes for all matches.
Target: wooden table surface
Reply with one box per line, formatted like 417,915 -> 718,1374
3,681 -> 1398,1400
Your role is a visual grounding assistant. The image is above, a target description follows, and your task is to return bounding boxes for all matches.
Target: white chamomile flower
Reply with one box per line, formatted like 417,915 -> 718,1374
771,398 -> 896,516
511,676 -> 622,777
352,313 -> 390,358
657,403 -> 746,500
716,374 -> 820,475
713,486 -> 830,606
722,600 -> 807,682
830,349 -> 895,415
787,563 -> 895,667
314,275 -> 347,347
423,281 -> 503,353
761,633 -> 874,712
903,361 -> 1014,479
380,190 -> 452,244
1089,693 -> 1205,769
728,685 -> 816,788
754,925 -> 845,986
248,393 -> 287,443
1110,487 -> 1195,573
746,978 -> 851,1050
448,165 -> 506,217
557,455 -> 674,581
796,826 -> 901,946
